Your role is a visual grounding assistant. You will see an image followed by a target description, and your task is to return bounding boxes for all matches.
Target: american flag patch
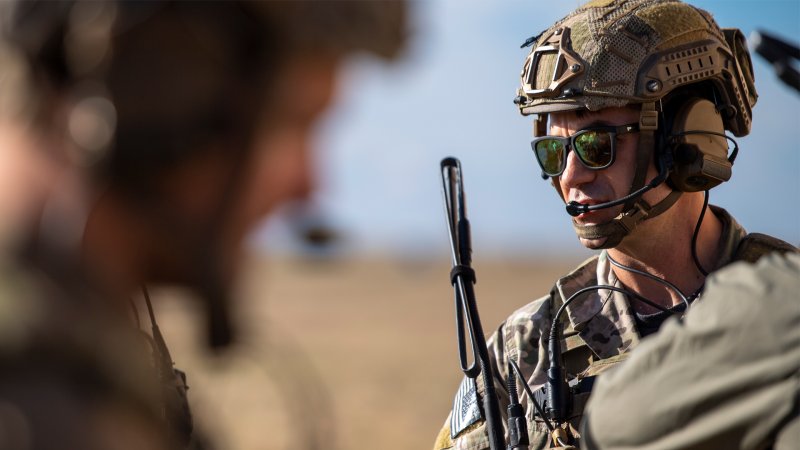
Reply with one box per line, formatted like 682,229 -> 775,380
450,376 -> 482,438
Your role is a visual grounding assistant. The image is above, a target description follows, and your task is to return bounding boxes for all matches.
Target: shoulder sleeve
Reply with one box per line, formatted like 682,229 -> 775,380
432,319 -> 509,450
734,232 -> 798,263
435,294 -> 555,450
582,252 -> 800,450
433,415 -> 454,450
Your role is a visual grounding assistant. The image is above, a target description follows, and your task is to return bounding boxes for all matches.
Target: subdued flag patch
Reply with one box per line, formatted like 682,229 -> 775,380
450,376 -> 482,438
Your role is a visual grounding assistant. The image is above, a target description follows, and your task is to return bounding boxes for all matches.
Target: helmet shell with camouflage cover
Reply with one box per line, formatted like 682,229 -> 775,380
516,0 -> 757,137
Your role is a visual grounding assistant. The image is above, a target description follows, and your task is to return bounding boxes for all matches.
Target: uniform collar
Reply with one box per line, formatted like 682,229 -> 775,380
556,205 -> 747,359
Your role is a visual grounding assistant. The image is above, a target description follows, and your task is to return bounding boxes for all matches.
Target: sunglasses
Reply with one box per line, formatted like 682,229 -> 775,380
531,123 -> 639,177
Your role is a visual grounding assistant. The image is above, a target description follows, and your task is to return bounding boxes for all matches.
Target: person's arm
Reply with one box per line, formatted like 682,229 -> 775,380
581,252 -> 800,450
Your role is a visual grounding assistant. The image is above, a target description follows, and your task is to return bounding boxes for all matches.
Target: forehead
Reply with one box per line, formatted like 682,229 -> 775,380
549,106 -> 639,131
265,55 -> 339,119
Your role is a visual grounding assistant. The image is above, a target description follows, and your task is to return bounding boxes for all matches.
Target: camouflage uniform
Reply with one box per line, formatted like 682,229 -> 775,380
433,207 -> 796,450
581,251 -> 800,450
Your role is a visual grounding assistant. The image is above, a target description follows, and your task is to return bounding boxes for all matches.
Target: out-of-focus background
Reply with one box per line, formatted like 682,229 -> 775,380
153,1 -> 799,449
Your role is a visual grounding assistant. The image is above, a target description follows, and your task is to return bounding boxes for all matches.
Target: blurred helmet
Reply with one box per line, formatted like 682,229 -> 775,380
0,0 -> 407,347
1,0 -> 406,170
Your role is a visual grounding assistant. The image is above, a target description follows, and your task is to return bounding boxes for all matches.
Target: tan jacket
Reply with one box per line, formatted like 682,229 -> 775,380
581,251 -> 800,450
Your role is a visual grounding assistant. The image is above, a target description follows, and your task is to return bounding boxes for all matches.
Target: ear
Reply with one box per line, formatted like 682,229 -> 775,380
665,98 -> 731,192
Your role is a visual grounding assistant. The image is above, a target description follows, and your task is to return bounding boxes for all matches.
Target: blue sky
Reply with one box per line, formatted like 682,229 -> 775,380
256,0 -> 800,257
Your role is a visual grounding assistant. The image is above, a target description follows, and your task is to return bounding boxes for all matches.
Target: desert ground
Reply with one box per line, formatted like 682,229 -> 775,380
151,253 -> 585,450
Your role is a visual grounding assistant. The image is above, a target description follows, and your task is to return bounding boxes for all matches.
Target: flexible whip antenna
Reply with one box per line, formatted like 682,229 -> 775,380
440,157 -> 505,450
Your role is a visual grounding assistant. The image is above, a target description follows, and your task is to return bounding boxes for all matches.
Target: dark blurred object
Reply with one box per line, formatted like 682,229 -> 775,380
751,30 -> 800,93
300,223 -> 340,249
1,0 -> 408,350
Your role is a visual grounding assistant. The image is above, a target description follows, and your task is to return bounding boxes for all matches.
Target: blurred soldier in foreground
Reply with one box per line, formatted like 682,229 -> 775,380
434,1 -> 795,449
581,251 -> 800,450
0,1 -> 404,449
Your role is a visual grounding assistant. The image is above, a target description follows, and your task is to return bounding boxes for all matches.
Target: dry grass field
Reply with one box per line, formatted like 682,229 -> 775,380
152,253 -> 585,450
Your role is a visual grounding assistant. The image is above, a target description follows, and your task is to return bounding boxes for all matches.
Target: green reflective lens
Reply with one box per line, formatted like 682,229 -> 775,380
574,130 -> 613,168
531,123 -> 634,177
535,139 -> 564,175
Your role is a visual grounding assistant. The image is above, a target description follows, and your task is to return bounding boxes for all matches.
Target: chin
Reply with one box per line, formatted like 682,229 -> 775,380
574,207 -> 622,226
578,236 -> 610,250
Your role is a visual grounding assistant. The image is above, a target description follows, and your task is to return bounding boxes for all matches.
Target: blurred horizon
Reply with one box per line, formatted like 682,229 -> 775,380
254,0 -> 800,259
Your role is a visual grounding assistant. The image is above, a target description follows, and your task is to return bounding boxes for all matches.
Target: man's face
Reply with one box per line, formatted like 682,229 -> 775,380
115,55 -> 340,290
548,106 -> 668,249
219,56 -> 340,277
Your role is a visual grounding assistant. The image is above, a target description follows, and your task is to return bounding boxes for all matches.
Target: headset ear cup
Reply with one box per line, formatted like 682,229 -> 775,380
667,98 -> 731,192
674,142 -> 699,165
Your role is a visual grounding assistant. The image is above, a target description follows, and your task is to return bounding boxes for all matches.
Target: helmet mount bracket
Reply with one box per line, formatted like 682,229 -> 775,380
522,27 -> 585,98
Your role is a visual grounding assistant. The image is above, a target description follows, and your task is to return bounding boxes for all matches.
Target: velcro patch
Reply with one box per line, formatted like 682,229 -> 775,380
532,384 -> 548,418
450,376 -> 483,439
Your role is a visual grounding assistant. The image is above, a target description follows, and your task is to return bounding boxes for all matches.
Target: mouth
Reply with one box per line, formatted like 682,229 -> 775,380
568,198 -> 608,221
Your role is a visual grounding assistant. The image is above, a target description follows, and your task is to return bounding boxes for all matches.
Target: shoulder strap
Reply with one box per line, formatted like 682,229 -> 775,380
142,286 -> 194,447
548,285 -> 594,377
733,233 -> 798,264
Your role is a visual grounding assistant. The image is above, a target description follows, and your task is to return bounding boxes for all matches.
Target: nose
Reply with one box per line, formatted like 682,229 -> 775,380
559,146 -> 596,189
292,152 -> 315,202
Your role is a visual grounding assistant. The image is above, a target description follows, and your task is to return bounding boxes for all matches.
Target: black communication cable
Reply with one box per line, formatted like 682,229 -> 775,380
506,361 -> 530,450
691,190 -> 710,276
544,283 -> 674,426
606,255 -> 690,311
508,359 -> 554,434
552,284 -> 672,334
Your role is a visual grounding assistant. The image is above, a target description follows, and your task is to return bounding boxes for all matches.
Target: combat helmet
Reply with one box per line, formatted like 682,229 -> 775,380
515,0 -> 757,248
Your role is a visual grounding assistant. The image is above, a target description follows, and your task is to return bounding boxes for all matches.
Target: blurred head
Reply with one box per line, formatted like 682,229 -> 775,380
1,0 -> 407,346
516,0 -> 756,249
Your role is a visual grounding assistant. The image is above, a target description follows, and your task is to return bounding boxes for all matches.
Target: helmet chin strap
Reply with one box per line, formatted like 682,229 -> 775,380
569,102 -> 682,249
572,189 -> 682,248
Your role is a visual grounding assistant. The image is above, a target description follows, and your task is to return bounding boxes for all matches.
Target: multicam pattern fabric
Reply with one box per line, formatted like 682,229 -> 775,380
434,206 -> 748,450
517,0 -> 738,114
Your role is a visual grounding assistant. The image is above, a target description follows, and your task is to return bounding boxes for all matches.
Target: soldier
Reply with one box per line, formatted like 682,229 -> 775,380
0,1 -> 405,449
581,251 -> 800,450
433,1 -> 796,449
